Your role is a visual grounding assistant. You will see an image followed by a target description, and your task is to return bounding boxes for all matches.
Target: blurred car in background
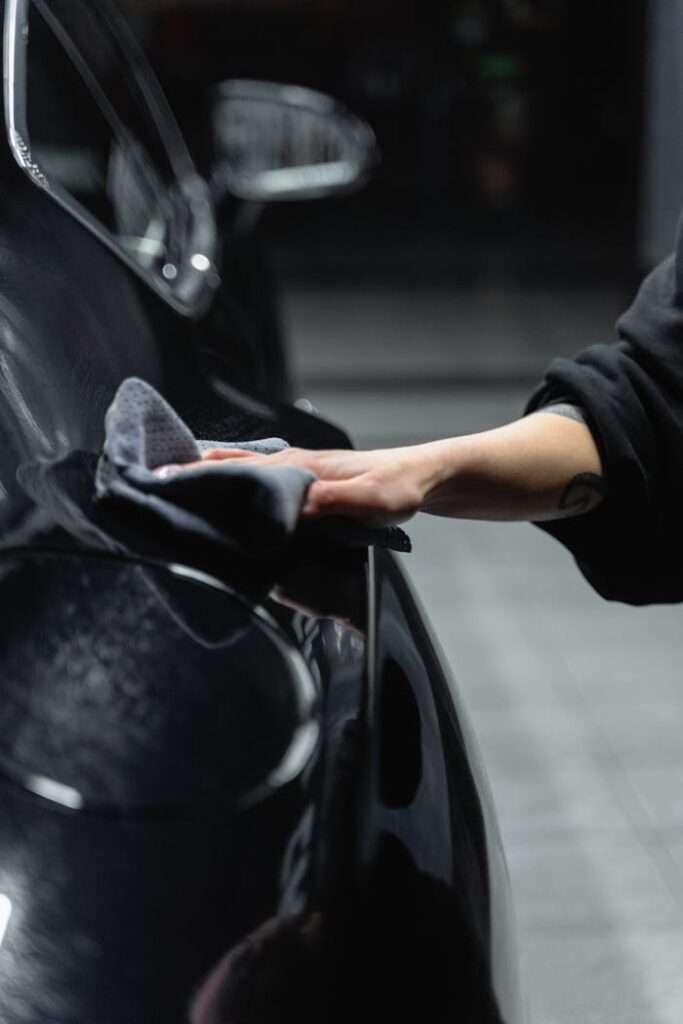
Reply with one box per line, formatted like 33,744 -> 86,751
0,2 -> 525,1022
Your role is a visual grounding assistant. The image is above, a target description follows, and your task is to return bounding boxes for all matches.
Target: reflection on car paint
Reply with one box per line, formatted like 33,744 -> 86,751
0,0 -> 525,1019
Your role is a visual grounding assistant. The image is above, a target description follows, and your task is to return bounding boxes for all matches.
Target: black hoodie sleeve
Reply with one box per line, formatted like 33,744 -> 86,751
525,216 -> 683,605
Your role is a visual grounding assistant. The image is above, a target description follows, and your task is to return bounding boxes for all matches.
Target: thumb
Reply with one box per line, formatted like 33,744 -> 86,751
301,478 -> 378,519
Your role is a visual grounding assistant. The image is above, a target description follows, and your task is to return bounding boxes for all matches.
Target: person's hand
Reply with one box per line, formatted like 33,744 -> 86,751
170,444 -> 446,527
156,410 -> 605,526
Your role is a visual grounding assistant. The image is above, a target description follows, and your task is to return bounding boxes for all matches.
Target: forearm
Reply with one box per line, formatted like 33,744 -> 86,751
418,409 -> 605,522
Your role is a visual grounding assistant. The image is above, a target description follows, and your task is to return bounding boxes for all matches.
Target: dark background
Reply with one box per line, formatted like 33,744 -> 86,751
128,0 -> 647,287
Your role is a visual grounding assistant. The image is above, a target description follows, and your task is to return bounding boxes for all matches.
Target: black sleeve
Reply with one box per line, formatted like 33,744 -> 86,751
525,217 -> 683,605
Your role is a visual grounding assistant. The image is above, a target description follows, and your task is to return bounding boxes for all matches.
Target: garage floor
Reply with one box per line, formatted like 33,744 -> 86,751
284,282 -> 683,1024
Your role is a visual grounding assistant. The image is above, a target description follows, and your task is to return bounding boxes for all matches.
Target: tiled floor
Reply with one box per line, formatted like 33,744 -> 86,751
286,283 -> 683,1024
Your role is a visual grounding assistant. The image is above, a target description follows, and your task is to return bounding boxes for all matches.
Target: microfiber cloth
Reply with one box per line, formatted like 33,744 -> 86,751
95,378 -> 411,566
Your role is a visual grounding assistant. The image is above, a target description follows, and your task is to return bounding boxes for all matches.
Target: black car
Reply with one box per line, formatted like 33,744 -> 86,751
0,2 -> 525,1022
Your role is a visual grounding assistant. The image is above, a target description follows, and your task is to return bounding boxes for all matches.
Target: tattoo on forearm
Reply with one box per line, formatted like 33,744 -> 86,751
558,472 -> 606,516
537,403 -> 588,426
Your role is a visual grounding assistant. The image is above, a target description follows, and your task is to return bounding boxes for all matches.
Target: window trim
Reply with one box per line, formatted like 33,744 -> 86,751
3,0 -> 218,316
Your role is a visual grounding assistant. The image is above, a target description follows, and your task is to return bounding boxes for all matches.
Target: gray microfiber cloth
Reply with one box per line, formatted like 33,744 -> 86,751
95,378 -> 411,564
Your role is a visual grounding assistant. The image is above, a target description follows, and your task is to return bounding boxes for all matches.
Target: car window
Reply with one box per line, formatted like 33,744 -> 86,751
5,0 -> 216,313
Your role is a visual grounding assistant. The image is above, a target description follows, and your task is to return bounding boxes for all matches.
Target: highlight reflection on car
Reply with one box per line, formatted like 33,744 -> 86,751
0,2 -> 525,1022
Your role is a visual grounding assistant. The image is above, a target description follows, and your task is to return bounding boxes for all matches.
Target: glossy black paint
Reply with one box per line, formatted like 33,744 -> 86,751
0,2 -> 525,1021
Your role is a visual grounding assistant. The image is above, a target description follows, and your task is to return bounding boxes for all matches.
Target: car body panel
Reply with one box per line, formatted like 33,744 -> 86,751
0,2 -> 525,1021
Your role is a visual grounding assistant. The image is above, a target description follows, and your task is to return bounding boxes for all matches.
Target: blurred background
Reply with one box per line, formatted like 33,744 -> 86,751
133,3 -> 683,1023
135,0 -> 649,282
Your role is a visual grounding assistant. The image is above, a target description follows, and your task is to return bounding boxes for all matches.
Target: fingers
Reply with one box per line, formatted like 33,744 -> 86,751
155,446 -> 318,477
154,460 -> 201,476
200,447 -> 266,461
201,447 -> 321,470
301,478 -> 382,521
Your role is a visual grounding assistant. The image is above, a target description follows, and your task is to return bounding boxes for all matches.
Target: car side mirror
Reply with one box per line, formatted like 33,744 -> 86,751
211,80 -> 379,203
